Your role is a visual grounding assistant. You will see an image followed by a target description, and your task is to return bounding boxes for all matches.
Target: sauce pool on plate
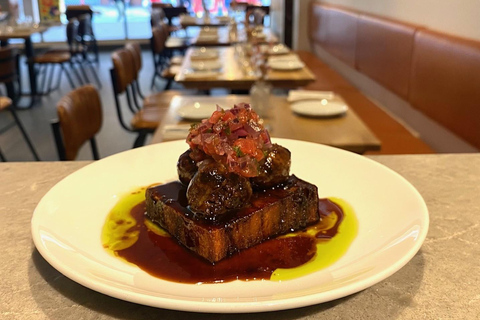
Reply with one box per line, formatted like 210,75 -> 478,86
102,185 -> 358,284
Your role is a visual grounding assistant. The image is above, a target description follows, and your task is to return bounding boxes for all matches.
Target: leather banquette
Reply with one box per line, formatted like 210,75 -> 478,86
301,0 -> 480,153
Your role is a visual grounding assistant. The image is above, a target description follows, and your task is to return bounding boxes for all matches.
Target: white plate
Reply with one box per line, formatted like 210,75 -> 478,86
268,44 -> 290,55
269,59 -> 305,71
190,48 -> 219,60
190,59 -> 222,71
31,139 -> 429,313
176,101 -> 218,120
291,99 -> 349,117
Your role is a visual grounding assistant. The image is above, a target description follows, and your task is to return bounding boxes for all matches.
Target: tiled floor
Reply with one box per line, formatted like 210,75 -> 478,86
0,49 -> 199,162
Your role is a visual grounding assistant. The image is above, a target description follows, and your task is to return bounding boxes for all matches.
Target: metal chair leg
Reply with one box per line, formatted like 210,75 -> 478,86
46,64 -> 57,94
164,78 -> 173,90
0,148 -> 6,162
78,62 -> 91,84
61,64 -> 76,89
53,65 -> 63,90
133,132 -> 148,148
87,61 -> 102,88
9,108 -> 40,161
69,62 -> 84,86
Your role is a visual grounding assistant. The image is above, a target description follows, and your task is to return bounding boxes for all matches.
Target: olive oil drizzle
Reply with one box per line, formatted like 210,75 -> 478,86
102,186 -> 358,283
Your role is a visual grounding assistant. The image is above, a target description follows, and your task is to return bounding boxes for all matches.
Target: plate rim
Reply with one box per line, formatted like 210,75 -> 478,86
31,139 -> 429,313
290,100 -> 349,117
176,103 -> 218,120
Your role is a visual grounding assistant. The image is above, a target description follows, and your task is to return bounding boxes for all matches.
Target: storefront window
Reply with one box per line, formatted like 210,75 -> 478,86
4,0 -> 270,43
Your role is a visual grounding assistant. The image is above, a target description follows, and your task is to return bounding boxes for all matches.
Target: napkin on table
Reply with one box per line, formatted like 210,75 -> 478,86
287,90 -> 336,103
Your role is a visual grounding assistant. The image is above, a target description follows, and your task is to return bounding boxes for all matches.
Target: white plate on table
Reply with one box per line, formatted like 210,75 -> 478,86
268,44 -> 290,55
190,48 -> 219,60
269,59 -> 305,71
31,139 -> 428,313
176,101 -> 218,120
291,99 -> 349,117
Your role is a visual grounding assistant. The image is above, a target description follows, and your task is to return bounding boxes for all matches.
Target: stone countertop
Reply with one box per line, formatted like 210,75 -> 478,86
1,154 -> 479,319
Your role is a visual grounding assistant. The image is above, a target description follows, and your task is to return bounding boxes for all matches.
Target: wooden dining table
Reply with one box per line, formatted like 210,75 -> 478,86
150,95 -> 381,154
190,26 -> 279,47
180,15 -> 232,28
174,47 -> 316,90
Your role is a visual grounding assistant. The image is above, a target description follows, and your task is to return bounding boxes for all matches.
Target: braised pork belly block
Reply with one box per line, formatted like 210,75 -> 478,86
145,175 -> 319,263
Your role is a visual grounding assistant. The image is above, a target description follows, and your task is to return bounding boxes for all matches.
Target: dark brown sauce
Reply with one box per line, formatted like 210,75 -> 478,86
115,197 -> 344,284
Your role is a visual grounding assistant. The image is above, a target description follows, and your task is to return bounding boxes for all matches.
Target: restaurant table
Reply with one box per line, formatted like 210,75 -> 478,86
190,26 -> 279,47
175,47 -> 316,90
180,15 -> 231,29
150,95 -> 381,154
0,25 -> 48,109
1,153 -> 479,319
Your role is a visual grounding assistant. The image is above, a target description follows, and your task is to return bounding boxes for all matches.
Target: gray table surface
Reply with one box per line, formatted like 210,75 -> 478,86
1,154 -> 479,319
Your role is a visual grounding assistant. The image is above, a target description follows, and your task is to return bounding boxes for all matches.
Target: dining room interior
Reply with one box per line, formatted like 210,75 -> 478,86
1,0 -> 479,162
1,0 -> 480,318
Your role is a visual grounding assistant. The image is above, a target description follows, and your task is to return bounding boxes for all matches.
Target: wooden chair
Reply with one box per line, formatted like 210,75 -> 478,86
150,24 -> 183,90
65,5 -> 94,20
65,6 -> 99,64
51,85 -> 102,161
67,18 -> 101,88
77,13 -> 99,64
33,21 -> 85,95
246,5 -> 270,26
0,47 -> 40,161
150,6 -> 184,34
111,48 -> 177,148
125,42 -> 146,100
44,19 -> 101,90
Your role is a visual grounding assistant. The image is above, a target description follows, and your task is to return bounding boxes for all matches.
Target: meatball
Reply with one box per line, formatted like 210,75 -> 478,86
177,150 -> 197,186
251,144 -> 291,189
187,159 -> 253,218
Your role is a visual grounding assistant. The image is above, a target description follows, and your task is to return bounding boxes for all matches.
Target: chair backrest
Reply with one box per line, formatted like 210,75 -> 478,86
125,42 -> 142,78
111,49 -> 136,94
151,8 -> 166,27
66,5 -> 93,21
152,3 -> 172,9
246,6 -> 269,26
151,25 -> 168,54
52,85 -> 102,160
0,47 -> 16,84
251,8 -> 266,26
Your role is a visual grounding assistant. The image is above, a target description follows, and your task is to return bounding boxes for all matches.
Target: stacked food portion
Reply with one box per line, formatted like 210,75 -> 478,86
146,103 -> 320,263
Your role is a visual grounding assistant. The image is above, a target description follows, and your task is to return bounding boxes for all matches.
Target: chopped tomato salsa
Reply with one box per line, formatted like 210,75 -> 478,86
187,103 -> 272,177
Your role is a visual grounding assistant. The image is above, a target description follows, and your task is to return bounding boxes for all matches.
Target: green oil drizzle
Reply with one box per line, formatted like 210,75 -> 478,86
102,187 -> 358,281
271,197 -> 358,281
101,187 -> 146,253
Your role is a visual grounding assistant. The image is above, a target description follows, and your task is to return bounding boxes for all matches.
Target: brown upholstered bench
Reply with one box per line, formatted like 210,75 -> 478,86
298,0 -> 480,154
295,50 -> 434,155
